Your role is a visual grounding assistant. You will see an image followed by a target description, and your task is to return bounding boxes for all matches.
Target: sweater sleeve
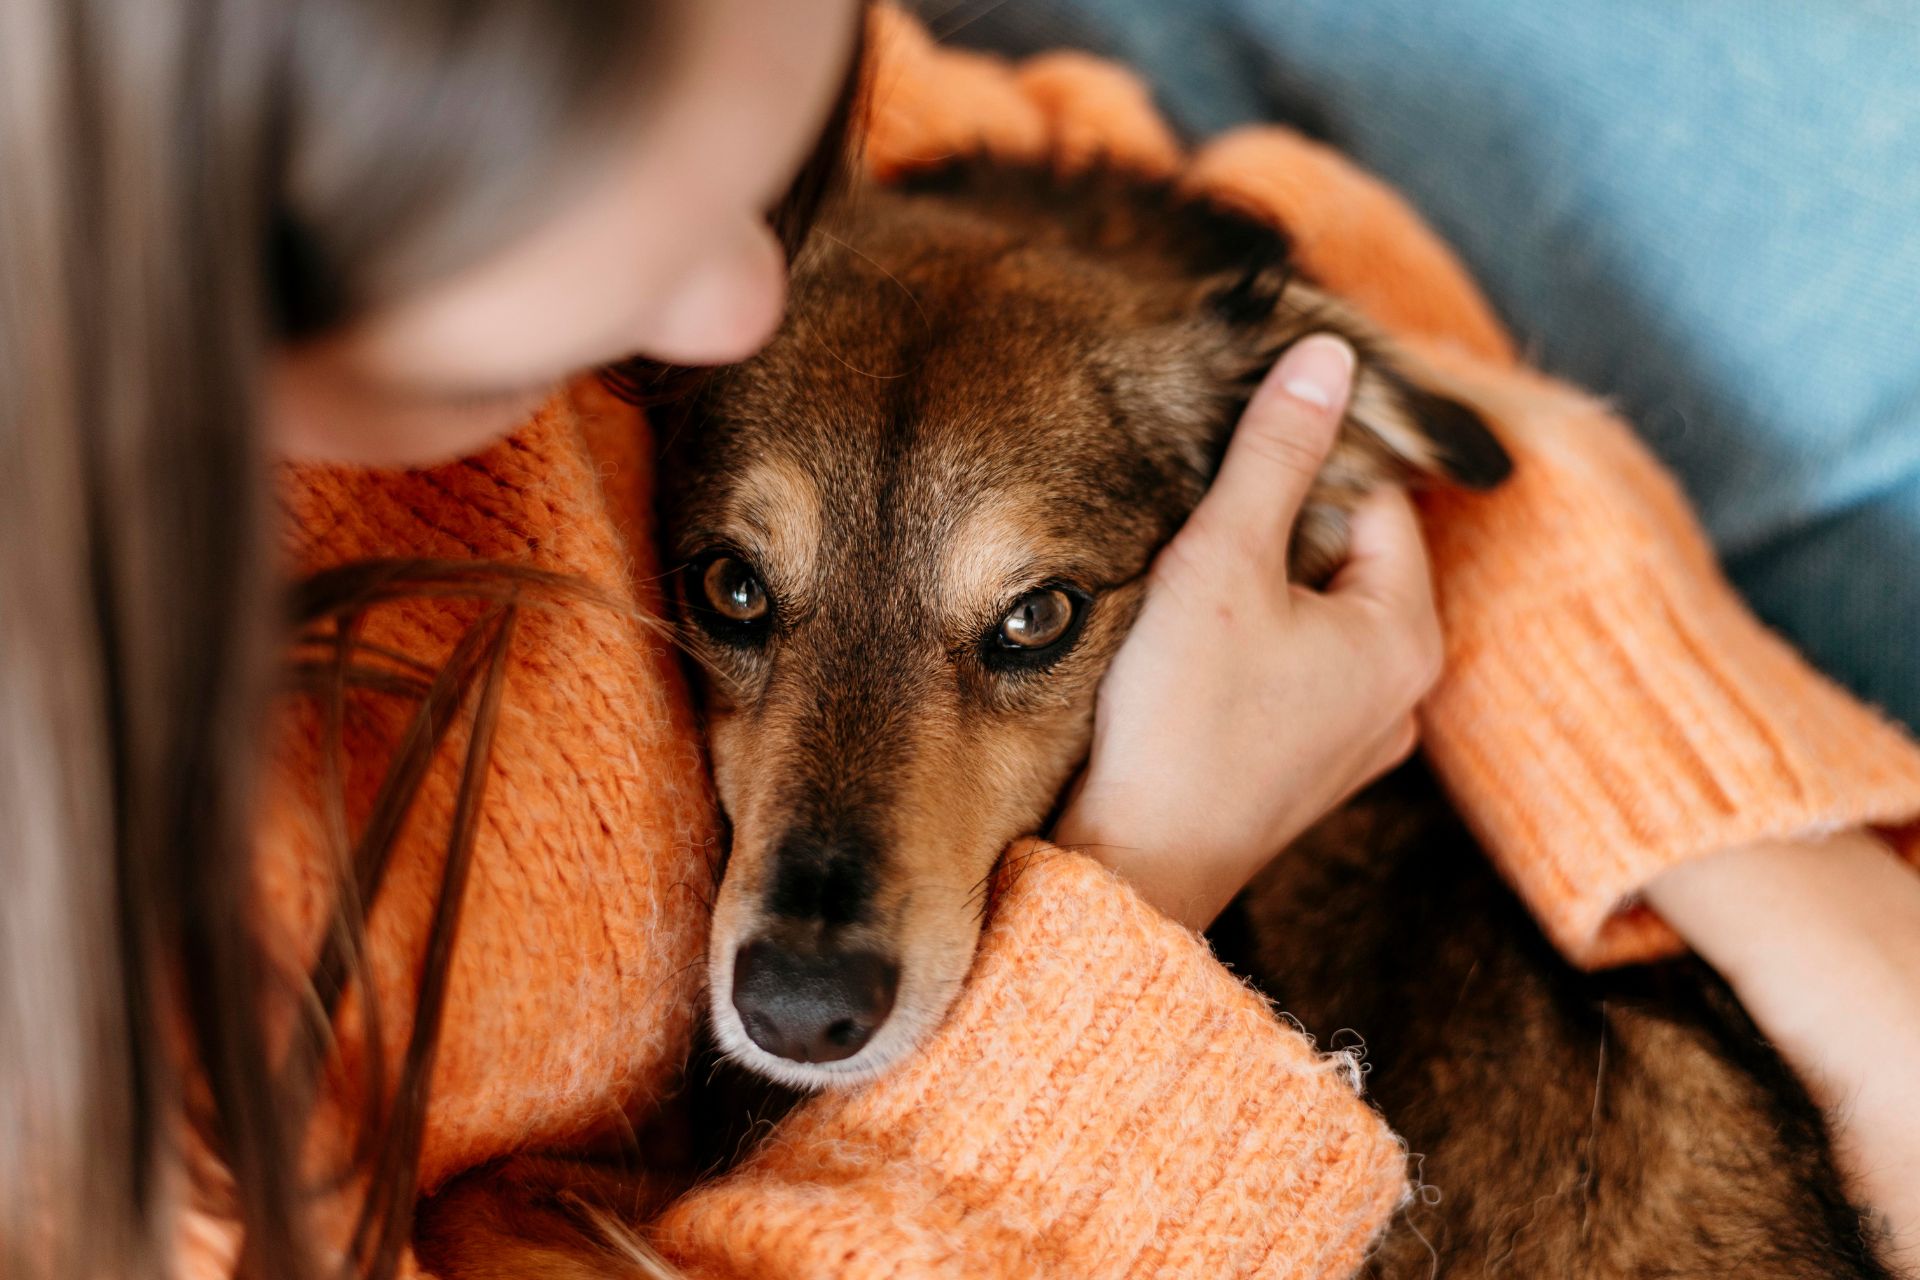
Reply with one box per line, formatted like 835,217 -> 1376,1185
651,844 -> 1407,1280
1180,121 -> 1920,968
1409,350 -> 1920,968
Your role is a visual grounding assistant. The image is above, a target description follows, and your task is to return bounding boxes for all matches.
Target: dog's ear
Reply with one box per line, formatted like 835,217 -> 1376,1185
1197,260 -> 1514,584
1339,352 -> 1512,491
1202,261 -> 1511,491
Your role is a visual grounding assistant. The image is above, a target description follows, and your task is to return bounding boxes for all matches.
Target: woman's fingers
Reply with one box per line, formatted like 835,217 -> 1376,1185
1331,486 -> 1444,701
1331,486 -> 1430,608
1176,334 -> 1355,578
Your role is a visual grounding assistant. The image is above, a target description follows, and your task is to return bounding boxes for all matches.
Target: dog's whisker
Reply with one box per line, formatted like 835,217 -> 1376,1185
658,628 -> 752,701
802,325 -> 914,382
931,0 -> 1017,41
665,877 -> 718,915
641,958 -> 711,1009
816,228 -> 932,347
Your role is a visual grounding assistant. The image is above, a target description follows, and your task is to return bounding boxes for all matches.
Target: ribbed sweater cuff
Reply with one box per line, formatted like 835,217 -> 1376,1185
656,845 -> 1407,1279
1416,352 -> 1920,969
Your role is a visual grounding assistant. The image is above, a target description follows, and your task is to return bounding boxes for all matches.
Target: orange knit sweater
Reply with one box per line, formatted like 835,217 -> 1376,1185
178,9 -> 1920,1279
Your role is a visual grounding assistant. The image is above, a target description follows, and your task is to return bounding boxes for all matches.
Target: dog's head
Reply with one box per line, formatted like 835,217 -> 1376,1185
655,163 -> 1508,1087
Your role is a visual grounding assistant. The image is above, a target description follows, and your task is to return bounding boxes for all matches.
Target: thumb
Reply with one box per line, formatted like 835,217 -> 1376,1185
1182,334 -> 1355,576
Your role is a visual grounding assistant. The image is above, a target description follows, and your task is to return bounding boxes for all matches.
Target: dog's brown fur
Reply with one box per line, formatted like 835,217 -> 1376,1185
419,164 -> 1894,1276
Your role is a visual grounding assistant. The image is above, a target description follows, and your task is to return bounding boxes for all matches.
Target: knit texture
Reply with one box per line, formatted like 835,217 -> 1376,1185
178,6 -> 1920,1277
262,388 -> 718,1193
1412,349 -> 1920,965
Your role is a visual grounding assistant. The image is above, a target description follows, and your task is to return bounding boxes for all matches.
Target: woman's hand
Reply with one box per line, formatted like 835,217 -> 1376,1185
1052,334 -> 1443,932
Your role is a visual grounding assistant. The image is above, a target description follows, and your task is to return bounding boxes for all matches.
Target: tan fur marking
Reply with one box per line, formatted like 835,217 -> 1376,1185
937,491 -> 1059,623
726,457 -> 823,598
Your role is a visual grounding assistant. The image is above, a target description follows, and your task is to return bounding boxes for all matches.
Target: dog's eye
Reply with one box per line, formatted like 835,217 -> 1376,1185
997,588 -> 1075,650
703,557 -> 769,622
686,554 -> 773,642
982,585 -> 1087,672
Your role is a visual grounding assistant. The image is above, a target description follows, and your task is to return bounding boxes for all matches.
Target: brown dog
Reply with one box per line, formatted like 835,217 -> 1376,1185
657,160 -> 1506,1088
646,161 -> 1894,1276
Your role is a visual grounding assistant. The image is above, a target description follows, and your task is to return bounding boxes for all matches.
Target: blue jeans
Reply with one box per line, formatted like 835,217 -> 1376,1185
920,0 -> 1920,732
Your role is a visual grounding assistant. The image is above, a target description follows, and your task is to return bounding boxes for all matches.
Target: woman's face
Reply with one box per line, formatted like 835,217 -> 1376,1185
272,0 -> 859,466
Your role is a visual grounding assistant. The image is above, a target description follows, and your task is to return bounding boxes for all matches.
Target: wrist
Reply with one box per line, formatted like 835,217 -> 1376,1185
1052,803 -> 1250,933
1644,832 -> 1920,1012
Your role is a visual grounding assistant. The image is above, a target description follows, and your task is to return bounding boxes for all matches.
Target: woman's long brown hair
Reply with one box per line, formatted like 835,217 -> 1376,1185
0,4 -> 860,1279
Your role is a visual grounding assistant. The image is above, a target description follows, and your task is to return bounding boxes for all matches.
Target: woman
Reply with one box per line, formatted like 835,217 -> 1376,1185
2,3 -> 1915,1279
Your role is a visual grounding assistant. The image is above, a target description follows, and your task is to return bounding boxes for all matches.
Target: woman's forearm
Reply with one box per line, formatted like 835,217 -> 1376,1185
1645,831 -> 1920,1272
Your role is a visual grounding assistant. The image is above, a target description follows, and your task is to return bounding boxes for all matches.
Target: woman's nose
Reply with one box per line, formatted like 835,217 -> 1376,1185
643,219 -> 787,366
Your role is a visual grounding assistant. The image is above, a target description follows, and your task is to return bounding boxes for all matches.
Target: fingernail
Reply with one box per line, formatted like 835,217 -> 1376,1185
1275,334 -> 1356,410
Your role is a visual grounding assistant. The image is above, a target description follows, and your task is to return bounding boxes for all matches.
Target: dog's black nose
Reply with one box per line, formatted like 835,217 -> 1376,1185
731,939 -> 898,1064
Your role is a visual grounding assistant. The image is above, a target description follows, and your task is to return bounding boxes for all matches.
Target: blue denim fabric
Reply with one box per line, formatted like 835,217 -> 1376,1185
918,0 -> 1920,731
